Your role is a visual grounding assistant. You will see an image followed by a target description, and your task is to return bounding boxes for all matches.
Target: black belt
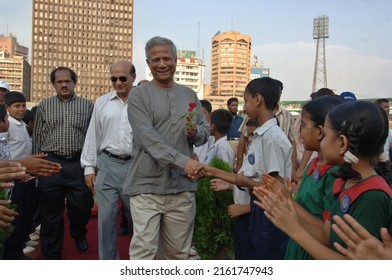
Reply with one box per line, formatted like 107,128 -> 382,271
102,149 -> 132,161
47,152 -> 80,162
228,138 -> 240,141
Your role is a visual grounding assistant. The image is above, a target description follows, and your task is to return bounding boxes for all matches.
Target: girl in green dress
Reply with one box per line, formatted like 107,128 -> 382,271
254,101 -> 392,259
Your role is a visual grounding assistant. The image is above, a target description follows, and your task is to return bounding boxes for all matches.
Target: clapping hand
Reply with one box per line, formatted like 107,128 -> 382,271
253,185 -> 300,236
332,214 -> 392,260
253,174 -> 292,201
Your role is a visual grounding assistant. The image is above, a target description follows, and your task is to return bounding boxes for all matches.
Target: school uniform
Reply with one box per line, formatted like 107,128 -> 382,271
329,176 -> 392,250
0,116 -> 34,259
203,136 -> 234,166
232,167 -> 250,260
285,157 -> 338,260
241,118 -> 292,259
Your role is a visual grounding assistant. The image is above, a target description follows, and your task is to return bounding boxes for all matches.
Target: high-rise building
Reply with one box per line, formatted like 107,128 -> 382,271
207,31 -> 251,110
0,34 -> 31,100
144,50 -> 206,100
31,0 -> 134,103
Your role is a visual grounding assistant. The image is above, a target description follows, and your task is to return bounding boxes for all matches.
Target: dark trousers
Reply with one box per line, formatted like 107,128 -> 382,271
3,179 -> 35,259
233,213 -> 250,260
37,156 -> 93,259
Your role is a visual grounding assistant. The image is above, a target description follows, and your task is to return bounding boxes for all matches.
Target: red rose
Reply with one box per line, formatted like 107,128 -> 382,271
189,102 -> 197,109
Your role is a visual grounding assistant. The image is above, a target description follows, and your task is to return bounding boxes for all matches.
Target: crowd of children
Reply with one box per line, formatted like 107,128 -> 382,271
0,91 -> 40,259
193,78 -> 392,260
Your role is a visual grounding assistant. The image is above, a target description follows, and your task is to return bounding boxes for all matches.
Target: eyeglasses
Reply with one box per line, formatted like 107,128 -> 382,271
110,76 -> 128,83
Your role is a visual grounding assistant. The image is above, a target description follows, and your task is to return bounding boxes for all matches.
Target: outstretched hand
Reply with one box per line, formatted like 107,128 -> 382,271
17,154 -> 62,176
184,159 -> 205,180
332,214 -> 392,260
0,161 -> 26,188
0,200 -> 18,228
210,178 -> 232,191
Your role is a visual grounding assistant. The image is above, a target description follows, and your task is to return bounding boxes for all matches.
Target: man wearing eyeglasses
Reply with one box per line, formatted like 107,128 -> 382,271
81,60 -> 136,259
33,67 -> 94,259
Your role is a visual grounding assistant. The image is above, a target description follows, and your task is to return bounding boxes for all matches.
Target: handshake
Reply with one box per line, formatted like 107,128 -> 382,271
183,159 -> 213,180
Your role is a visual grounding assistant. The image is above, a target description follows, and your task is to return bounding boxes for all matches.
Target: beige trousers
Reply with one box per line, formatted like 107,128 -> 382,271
129,192 -> 196,260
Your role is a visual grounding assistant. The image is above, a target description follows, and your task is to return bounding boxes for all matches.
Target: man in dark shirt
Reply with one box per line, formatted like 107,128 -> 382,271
226,97 -> 243,140
32,67 -> 94,259
226,97 -> 244,167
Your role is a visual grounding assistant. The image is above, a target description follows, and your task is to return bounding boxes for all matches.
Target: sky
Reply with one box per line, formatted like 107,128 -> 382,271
1,0 -> 391,101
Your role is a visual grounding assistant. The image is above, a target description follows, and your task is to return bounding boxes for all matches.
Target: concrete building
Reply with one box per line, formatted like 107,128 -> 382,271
144,50 -> 206,100
0,34 -> 31,100
31,0 -> 134,103
206,31 -> 251,110
0,34 -> 29,59
175,50 -> 205,100
250,64 -> 270,81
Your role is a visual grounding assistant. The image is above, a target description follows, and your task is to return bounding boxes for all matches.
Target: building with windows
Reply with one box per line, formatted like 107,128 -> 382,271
0,34 -> 29,59
250,65 -> 270,81
31,0 -> 134,102
0,34 -> 31,99
206,31 -> 251,110
175,50 -> 205,100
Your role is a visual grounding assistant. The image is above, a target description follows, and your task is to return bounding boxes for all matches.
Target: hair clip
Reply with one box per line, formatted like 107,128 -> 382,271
340,120 -> 346,131
340,120 -> 355,135
343,150 -> 359,164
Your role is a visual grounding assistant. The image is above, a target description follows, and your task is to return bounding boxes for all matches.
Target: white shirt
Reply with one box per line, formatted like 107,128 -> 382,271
81,91 -> 133,175
233,183 -> 250,205
203,136 -> 234,166
242,118 -> 292,183
194,135 -> 214,163
0,116 -> 31,160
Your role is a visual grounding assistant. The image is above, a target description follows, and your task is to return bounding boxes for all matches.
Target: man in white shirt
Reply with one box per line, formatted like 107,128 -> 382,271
81,60 -> 136,259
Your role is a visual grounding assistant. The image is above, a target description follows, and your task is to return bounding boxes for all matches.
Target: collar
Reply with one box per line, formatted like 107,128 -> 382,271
332,176 -> 392,204
56,94 -> 76,102
306,157 -> 334,177
209,136 -> 228,149
8,115 -> 23,126
109,91 -> 121,101
254,118 -> 277,137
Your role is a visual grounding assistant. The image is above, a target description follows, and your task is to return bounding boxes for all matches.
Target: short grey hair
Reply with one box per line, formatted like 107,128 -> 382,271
145,36 -> 177,61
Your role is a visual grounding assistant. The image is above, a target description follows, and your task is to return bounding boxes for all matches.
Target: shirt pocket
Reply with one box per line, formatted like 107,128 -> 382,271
139,150 -> 163,178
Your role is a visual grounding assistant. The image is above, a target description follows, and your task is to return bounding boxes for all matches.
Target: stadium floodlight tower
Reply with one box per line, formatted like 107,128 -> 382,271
312,15 -> 329,93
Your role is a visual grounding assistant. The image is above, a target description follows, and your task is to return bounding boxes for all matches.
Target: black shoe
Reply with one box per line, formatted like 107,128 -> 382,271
117,227 -> 129,236
75,239 -> 88,251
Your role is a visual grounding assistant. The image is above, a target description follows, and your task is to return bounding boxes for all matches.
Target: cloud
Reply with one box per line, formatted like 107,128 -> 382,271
327,45 -> 392,99
253,42 -> 392,101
